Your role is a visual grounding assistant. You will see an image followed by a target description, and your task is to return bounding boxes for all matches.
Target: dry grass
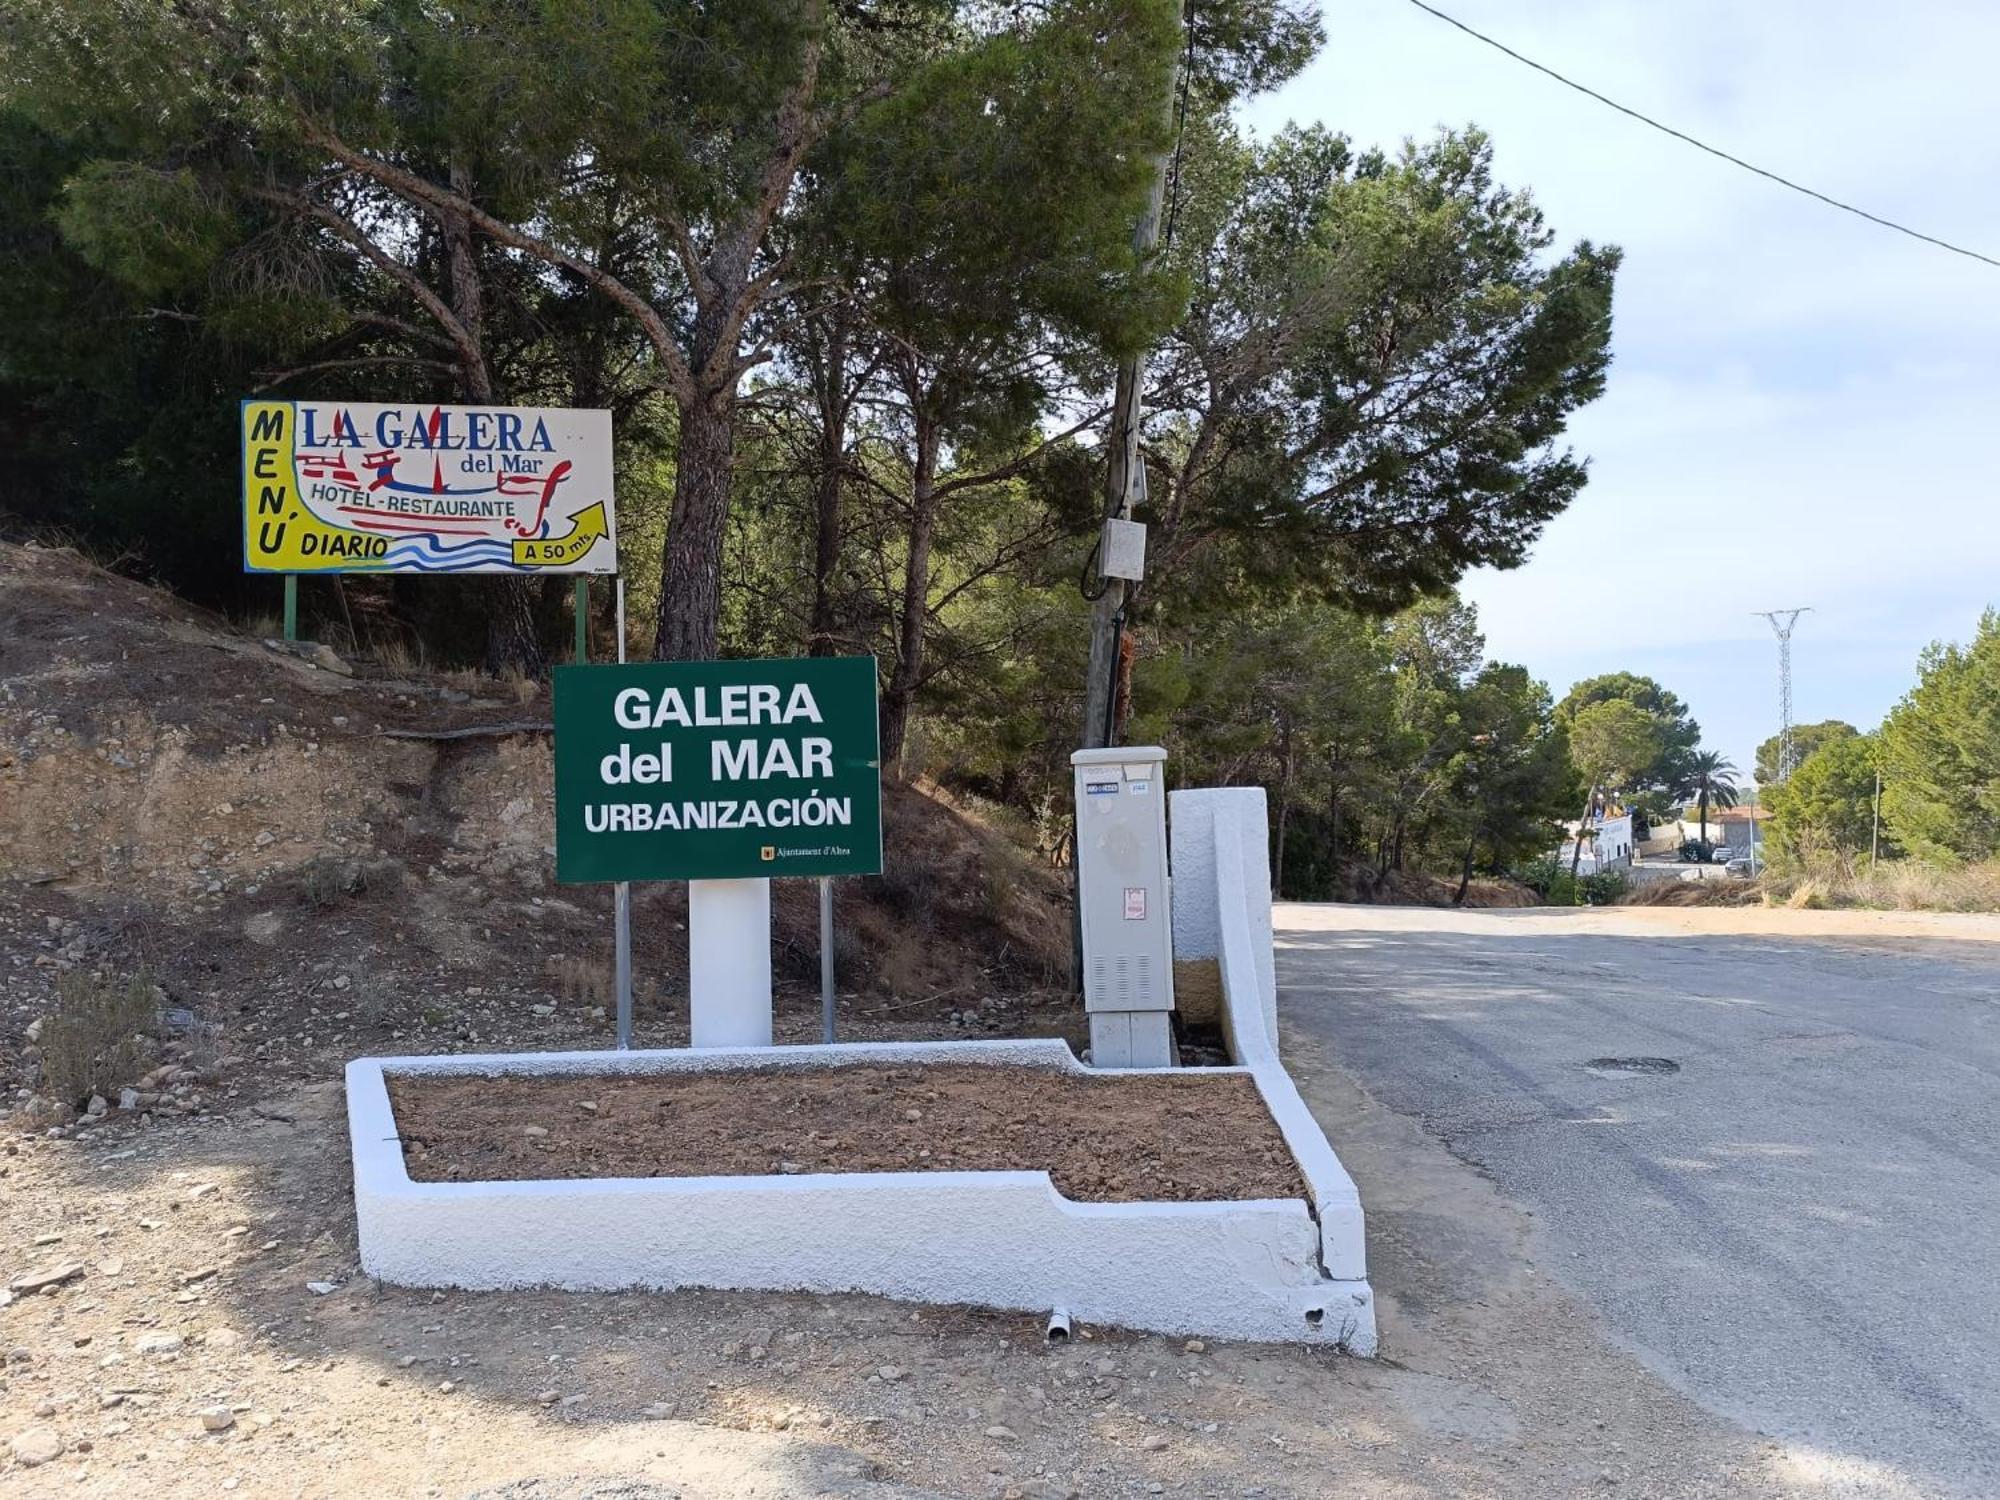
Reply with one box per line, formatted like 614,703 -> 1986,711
1637,841 -> 2000,912
495,663 -> 541,705
371,634 -> 427,676
1617,877 -> 1762,907
545,953 -> 612,1009
1760,856 -> 2000,913
36,970 -> 159,1107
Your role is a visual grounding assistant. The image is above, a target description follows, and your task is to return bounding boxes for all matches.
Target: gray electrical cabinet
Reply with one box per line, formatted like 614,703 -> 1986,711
1071,746 -> 1176,1068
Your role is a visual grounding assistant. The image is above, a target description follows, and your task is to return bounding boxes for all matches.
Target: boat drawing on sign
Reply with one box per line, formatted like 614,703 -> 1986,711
289,405 -> 584,572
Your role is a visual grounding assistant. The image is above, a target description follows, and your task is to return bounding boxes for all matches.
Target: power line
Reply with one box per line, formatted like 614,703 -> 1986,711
1402,0 -> 2000,271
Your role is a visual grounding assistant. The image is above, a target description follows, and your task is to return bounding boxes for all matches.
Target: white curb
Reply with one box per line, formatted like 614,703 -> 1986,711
348,1037 -> 1374,1349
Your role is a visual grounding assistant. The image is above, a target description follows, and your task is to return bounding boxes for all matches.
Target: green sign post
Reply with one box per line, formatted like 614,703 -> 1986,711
553,657 -> 882,885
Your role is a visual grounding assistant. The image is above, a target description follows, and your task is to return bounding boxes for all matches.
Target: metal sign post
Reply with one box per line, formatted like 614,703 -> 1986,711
613,574 -> 632,1050
819,876 -> 836,1044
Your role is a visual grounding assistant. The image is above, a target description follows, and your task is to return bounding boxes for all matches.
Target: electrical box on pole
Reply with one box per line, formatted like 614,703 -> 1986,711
1098,517 -> 1147,582
1071,746 -> 1176,1068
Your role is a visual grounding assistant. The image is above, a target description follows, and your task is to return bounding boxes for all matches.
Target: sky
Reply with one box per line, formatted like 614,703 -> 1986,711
1241,0 -> 2000,782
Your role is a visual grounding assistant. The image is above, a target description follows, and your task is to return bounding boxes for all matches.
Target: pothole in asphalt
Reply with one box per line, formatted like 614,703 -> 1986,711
1583,1056 -> 1681,1076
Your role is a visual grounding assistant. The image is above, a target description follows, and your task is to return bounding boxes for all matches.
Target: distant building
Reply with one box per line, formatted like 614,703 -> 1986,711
1592,814 -> 1634,870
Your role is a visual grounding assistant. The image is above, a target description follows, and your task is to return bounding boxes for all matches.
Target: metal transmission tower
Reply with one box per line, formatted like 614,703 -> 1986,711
1754,608 -> 1813,779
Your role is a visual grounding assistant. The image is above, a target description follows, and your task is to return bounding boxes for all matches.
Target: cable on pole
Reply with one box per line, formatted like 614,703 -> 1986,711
1402,0 -> 2000,270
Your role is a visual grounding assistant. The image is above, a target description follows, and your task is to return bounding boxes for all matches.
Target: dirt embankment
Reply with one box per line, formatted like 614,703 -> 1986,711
0,540 -> 1078,1116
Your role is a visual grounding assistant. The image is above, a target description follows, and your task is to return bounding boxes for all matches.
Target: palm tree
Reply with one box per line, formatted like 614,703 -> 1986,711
1686,750 -> 1739,848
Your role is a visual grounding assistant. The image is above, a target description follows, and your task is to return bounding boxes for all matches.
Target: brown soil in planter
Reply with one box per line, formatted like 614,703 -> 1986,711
389,1063 -> 1308,1204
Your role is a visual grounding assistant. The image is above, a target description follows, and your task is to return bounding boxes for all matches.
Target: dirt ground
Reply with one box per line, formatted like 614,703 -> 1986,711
3,1025 -> 1846,1500
390,1065 -> 1304,1203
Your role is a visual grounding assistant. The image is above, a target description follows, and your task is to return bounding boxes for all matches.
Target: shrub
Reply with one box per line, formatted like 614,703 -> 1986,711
1577,870 -> 1628,906
37,970 -> 159,1107
1516,855 -> 1580,906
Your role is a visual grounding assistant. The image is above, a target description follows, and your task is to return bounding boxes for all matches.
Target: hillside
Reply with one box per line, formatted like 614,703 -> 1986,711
0,539 -> 1079,1120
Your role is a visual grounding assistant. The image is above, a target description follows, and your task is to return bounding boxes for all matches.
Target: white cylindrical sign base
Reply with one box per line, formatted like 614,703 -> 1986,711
688,878 -> 774,1048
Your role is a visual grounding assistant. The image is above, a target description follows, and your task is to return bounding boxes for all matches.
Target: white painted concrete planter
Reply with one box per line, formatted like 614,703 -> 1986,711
348,1037 -> 1374,1350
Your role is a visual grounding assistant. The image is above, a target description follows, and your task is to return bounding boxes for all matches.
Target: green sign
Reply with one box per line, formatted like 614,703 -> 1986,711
553,657 -> 882,883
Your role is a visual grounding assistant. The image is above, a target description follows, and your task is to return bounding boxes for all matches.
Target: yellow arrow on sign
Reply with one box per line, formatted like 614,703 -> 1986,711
512,502 -> 610,568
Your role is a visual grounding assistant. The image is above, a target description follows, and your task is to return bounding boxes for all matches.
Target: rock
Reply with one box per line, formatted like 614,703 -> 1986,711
575,1101 -> 599,1113
522,1125 -> 549,1139
261,638 -> 354,677
120,1087 -> 140,1111
86,1095 -> 108,1117
332,975 -> 350,992
985,1424 -> 1019,1441
97,1258 -> 123,1277
536,1389 -> 560,1405
437,1380 -> 457,1394
9,1426 -> 63,1467
205,1328 -> 243,1351
23,1018 -> 44,1044
9,1263 -> 83,1295
198,1406 -> 235,1432
135,1333 -> 184,1355
903,1108 -> 923,1122
1182,1339 -> 1206,1354
305,1281 -> 339,1296
640,1402 -> 672,1419
876,1365 -> 907,1382
1141,1434 -> 1170,1451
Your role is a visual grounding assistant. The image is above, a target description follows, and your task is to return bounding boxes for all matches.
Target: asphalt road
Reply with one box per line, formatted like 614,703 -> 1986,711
1277,904 -> 2000,1500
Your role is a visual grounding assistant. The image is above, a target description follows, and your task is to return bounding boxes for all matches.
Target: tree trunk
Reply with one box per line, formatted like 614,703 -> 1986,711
879,419 -> 940,775
1570,783 -> 1599,877
1328,760 -> 1344,863
1272,722 -> 1294,900
1454,831 -> 1479,905
1698,787 -> 1710,847
438,170 -> 547,678
808,314 -> 851,656
655,389 -> 736,662
654,226 -> 754,663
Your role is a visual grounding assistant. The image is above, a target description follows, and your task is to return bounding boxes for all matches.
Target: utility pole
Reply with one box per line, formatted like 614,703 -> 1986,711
1081,12 -> 1184,750
1753,607 -> 1812,780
